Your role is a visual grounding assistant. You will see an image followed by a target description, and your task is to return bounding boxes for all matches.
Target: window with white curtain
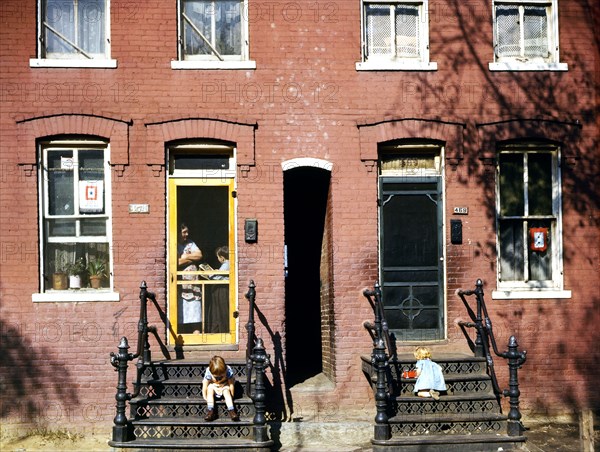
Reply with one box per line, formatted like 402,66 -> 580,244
31,0 -> 115,67
357,0 -> 436,71
490,0 -> 567,71
173,0 -> 254,69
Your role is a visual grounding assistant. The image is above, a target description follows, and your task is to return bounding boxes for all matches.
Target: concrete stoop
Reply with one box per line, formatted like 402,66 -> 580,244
271,420 -> 374,451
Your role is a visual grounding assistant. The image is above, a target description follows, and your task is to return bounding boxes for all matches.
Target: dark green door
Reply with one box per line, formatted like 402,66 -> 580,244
380,178 -> 444,341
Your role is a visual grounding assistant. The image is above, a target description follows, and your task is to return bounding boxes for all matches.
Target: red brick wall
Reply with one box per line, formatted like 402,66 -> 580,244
1,0 -> 598,433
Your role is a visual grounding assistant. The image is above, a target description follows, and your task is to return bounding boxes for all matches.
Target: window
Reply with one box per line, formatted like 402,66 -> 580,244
357,1 -> 436,71
31,0 -> 116,68
172,0 -> 255,69
494,144 -> 570,299
35,140 -> 116,301
490,0 -> 567,71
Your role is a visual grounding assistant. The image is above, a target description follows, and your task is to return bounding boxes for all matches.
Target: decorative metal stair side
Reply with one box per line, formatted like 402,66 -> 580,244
109,359 -> 272,450
361,353 -> 526,451
361,280 -> 528,451
108,281 -> 273,450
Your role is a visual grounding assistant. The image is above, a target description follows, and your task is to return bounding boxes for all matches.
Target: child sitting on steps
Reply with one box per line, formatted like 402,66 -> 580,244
202,355 -> 240,421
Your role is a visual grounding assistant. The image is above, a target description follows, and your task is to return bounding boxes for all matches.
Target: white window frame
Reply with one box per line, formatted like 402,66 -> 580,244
357,0 -> 437,71
489,0 -> 567,71
172,0 -> 255,70
492,144 -> 571,300
30,0 -> 117,68
33,139 -> 118,302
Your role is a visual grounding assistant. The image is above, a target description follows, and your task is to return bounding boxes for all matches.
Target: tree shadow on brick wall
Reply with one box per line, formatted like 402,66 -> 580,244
384,0 -> 599,412
0,319 -> 79,423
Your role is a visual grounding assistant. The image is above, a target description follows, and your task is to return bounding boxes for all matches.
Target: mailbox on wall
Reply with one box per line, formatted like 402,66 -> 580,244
245,218 -> 258,243
451,219 -> 462,244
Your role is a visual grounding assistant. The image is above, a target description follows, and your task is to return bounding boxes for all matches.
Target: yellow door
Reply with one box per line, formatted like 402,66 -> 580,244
168,178 -> 236,346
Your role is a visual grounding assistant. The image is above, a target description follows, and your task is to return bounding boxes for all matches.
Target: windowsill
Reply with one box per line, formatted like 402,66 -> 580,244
32,290 -> 120,302
171,60 -> 256,70
488,61 -> 568,72
356,61 -> 437,71
30,58 -> 118,69
492,289 -> 572,300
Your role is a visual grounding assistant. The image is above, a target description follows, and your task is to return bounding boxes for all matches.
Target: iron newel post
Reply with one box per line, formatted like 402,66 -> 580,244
373,338 -> 391,441
110,336 -> 135,442
245,280 -> 257,395
473,278 -> 485,357
250,337 -> 270,443
503,335 -> 527,436
138,281 -> 151,365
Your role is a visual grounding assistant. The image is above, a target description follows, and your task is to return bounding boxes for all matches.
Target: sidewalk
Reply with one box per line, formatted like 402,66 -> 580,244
0,414 -> 596,451
272,415 -> 594,451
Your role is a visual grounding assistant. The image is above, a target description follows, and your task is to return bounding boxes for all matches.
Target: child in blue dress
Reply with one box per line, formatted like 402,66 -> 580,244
413,346 -> 446,400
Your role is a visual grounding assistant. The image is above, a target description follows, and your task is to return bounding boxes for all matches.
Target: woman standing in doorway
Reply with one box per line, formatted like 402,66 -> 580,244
178,223 -> 203,334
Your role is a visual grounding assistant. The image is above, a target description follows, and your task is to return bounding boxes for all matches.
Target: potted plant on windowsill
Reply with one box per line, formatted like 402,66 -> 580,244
52,262 -> 68,290
87,259 -> 107,289
66,258 -> 86,289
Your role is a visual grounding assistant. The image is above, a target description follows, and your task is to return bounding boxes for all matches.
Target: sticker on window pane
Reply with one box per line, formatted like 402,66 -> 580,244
79,180 -> 103,213
529,227 -> 548,252
61,156 -> 75,170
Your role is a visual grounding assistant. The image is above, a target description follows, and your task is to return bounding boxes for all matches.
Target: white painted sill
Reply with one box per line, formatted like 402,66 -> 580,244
492,289 -> 572,300
488,61 -> 568,71
30,58 -> 118,69
171,60 -> 256,70
356,61 -> 437,71
33,290 -> 120,302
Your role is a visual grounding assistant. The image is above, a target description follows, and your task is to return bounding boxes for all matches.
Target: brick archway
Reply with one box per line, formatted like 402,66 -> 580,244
357,118 -> 466,167
145,118 -> 257,167
16,113 -> 131,167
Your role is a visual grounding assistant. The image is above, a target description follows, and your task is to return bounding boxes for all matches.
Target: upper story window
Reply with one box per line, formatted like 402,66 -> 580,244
172,0 -> 255,70
30,0 -> 117,68
34,140 -> 117,302
356,0 -> 437,71
493,143 -> 570,299
490,0 -> 567,71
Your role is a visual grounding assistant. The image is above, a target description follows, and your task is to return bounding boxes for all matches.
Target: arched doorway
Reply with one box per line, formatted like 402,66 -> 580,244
283,160 -> 332,387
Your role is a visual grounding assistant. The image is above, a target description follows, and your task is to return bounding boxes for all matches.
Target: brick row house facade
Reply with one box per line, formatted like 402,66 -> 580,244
1,0 -> 598,436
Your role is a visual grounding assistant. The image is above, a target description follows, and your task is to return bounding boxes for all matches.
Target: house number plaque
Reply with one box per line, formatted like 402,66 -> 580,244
129,204 -> 150,214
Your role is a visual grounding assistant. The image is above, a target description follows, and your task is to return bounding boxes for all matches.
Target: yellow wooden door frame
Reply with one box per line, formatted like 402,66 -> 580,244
168,178 -> 236,346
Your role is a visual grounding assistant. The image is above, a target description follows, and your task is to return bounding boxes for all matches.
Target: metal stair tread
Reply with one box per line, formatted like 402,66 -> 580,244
131,417 -> 255,426
140,375 -> 255,383
389,411 -> 507,424
399,372 -> 491,381
372,432 -> 527,446
131,396 -> 254,405
148,359 -> 249,366
396,393 -> 499,402
140,377 -> 254,386
361,353 -> 486,364
392,353 -> 486,362
109,437 -> 274,449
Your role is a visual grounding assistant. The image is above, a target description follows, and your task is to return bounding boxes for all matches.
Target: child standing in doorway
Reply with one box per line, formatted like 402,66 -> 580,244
202,355 -> 240,421
413,346 -> 447,400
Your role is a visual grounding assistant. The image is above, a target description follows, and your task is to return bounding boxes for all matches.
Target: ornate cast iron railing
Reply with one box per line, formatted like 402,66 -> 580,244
109,280 -> 270,444
244,280 -> 271,442
363,282 -> 394,441
363,282 -> 397,362
109,281 -> 156,442
245,279 -> 257,395
457,279 -> 527,436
